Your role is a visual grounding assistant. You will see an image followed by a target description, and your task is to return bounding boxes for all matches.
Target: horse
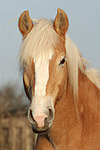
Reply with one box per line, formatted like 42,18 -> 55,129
18,9 -> 100,150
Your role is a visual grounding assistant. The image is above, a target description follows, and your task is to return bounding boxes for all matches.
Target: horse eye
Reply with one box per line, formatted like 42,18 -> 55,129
59,57 -> 66,66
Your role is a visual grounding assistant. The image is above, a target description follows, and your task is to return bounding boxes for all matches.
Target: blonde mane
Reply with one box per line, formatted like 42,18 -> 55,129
65,34 -> 100,96
19,18 -> 100,97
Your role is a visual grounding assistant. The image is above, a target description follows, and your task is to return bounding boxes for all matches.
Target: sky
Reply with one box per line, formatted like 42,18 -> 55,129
0,0 -> 100,86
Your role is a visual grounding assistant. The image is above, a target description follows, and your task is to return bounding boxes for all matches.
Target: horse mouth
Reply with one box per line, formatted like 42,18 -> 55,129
32,124 -> 50,134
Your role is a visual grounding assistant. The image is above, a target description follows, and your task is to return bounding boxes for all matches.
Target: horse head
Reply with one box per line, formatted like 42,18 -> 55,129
18,9 -> 69,133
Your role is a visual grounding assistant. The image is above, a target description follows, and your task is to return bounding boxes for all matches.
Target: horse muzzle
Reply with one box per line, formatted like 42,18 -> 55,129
28,97 -> 54,133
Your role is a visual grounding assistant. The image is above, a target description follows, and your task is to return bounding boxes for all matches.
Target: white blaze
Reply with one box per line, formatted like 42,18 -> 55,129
28,49 -> 55,127
34,49 -> 53,97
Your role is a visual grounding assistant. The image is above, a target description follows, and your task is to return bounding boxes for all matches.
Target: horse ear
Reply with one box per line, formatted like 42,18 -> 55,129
53,8 -> 69,37
18,10 -> 33,38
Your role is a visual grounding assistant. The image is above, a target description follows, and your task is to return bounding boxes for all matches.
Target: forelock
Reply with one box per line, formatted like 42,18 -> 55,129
19,18 -> 58,69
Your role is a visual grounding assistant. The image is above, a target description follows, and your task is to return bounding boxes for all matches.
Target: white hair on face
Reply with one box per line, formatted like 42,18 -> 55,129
34,49 -> 53,97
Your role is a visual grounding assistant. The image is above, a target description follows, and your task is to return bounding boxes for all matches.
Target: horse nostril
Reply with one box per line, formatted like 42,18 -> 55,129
28,109 -> 35,124
30,110 -> 33,119
47,108 -> 54,122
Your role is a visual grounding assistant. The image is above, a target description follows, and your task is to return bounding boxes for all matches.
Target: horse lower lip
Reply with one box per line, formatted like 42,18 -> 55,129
32,125 -> 50,134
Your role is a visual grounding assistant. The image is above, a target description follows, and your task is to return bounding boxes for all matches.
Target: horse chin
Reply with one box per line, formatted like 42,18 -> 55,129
32,125 -> 50,134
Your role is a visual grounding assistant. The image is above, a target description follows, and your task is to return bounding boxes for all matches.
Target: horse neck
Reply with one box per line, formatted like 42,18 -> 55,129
53,82 -> 81,131
36,71 -> 100,149
50,70 -> 100,148
48,71 -> 84,148
53,69 -> 98,128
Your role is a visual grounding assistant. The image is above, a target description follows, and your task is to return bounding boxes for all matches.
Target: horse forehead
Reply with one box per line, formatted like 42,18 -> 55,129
30,34 -> 66,74
33,45 -> 65,73
34,48 -> 53,65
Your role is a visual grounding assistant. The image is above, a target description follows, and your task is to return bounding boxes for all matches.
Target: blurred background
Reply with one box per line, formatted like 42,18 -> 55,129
0,0 -> 100,149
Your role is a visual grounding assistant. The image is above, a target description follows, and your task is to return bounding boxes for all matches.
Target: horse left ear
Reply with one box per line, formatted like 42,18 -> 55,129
18,10 -> 33,39
53,8 -> 69,37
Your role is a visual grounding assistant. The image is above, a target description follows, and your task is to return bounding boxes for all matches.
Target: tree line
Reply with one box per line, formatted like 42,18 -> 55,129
0,82 -> 29,115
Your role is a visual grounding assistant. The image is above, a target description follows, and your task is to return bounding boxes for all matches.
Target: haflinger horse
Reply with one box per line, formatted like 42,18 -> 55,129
18,9 -> 100,150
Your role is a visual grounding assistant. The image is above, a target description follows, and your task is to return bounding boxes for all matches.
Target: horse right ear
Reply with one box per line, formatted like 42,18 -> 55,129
18,10 -> 33,39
